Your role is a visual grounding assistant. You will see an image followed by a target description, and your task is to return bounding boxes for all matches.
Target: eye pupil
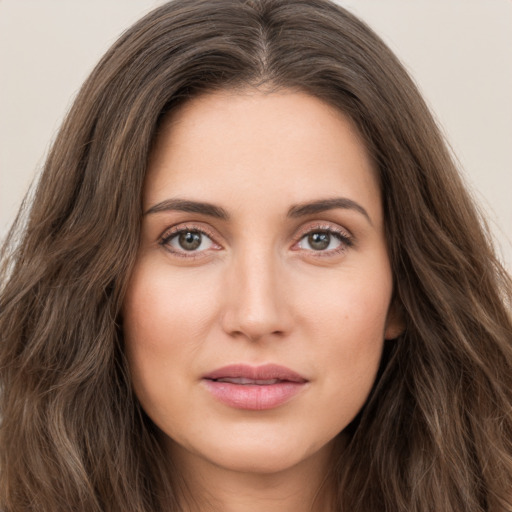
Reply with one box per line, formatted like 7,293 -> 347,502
308,232 -> 330,250
179,231 -> 202,251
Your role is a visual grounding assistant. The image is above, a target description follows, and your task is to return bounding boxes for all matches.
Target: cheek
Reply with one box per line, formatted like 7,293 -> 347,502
121,261 -> 220,413
294,263 -> 392,409
320,297 -> 386,387
296,261 -> 392,346
123,261 -> 219,352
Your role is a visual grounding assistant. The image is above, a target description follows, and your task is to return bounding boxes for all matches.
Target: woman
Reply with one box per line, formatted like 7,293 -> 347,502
1,0 -> 511,510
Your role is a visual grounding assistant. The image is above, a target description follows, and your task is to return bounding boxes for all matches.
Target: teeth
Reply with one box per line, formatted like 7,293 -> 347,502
216,377 -> 280,385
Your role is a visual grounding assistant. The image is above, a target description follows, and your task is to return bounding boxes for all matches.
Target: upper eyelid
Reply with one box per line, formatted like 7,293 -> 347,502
299,223 -> 350,234
160,223 -> 217,242
293,222 -> 353,241
160,221 -> 350,238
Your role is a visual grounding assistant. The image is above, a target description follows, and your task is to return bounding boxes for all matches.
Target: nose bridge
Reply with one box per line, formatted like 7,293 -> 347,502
221,242 -> 290,341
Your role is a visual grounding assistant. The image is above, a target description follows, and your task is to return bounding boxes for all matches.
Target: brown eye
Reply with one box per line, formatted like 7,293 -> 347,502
178,231 -> 202,251
307,232 -> 331,250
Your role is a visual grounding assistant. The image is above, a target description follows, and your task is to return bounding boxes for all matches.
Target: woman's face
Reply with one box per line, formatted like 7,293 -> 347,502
123,89 -> 402,475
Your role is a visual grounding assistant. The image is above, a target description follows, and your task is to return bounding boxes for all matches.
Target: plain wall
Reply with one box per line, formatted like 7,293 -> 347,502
1,0 -> 511,269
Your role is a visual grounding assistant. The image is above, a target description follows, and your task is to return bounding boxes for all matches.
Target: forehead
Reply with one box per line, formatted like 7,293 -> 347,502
145,89 -> 381,224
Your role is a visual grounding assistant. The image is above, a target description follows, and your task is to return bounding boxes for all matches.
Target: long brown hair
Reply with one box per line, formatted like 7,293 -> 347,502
1,1 -> 511,510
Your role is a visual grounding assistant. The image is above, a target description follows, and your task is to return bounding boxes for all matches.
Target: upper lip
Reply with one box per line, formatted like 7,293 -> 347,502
203,364 -> 308,383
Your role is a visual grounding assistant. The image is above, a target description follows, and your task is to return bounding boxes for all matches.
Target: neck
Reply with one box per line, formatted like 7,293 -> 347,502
167,440 -> 338,512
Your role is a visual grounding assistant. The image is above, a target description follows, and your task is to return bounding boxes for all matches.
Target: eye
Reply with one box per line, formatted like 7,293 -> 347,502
295,227 -> 353,254
160,227 -> 218,256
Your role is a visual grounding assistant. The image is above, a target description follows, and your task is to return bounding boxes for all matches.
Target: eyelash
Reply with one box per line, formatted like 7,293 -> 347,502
159,223 -> 354,259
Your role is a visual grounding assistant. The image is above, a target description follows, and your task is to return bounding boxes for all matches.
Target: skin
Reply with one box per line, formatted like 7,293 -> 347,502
122,89 -> 403,512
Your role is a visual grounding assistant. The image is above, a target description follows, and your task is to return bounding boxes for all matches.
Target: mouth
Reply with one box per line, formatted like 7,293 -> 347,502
211,377 -> 288,385
202,364 -> 308,410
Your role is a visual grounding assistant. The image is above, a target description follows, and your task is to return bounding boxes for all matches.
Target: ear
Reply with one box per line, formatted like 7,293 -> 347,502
384,299 -> 405,340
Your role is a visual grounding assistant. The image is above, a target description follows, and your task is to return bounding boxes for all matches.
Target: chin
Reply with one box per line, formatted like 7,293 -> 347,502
169,427 -> 336,476
213,446 -> 308,474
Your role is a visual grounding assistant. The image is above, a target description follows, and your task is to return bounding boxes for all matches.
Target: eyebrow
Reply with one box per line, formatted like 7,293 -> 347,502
145,196 -> 372,225
144,198 -> 229,219
287,197 -> 372,225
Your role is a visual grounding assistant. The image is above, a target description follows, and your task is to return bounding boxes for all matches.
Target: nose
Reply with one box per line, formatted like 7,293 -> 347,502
220,247 -> 293,342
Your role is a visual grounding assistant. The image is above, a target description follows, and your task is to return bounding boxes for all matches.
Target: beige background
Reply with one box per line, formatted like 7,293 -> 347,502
1,0 -> 511,269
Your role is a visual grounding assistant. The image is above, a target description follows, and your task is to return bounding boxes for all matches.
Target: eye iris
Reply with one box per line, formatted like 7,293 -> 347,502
178,231 -> 202,251
308,232 -> 330,250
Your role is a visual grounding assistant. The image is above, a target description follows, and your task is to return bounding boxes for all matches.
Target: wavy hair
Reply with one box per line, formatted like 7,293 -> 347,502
1,0 -> 511,510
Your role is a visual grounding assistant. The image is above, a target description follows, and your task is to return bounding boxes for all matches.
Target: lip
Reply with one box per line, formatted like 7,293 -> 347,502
202,364 -> 308,411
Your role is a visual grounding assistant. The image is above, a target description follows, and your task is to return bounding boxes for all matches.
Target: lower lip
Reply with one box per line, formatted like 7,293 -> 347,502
202,380 -> 306,410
